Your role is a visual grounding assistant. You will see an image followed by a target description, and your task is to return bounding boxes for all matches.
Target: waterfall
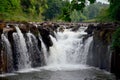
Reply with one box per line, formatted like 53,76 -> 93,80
47,28 -> 93,66
12,26 -> 31,69
26,32 -> 41,67
0,24 -> 94,73
38,34 -> 48,65
1,34 -> 14,72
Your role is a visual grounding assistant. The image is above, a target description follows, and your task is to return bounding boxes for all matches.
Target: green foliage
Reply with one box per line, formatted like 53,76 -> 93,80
60,2 -> 108,22
59,0 -> 71,22
70,10 -> 86,22
60,0 -> 88,22
109,0 -> 120,21
96,7 -> 111,22
112,27 -> 120,51
71,0 -> 96,11
0,0 -> 47,21
68,0 -> 120,22
84,2 -> 109,20
0,0 -> 119,22
60,1 -> 108,22
43,0 -> 64,20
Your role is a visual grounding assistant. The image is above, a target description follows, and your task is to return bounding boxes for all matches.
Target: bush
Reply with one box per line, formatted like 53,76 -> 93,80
112,27 -> 120,51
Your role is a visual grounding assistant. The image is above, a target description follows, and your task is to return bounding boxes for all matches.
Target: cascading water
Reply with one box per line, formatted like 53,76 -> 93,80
12,26 -> 31,69
0,24 -> 115,80
38,34 -> 48,64
0,24 -> 93,72
46,26 -> 93,68
1,34 -> 14,72
26,32 -> 41,67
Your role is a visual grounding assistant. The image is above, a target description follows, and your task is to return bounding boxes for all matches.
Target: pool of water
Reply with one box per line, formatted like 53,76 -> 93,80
0,65 -> 116,80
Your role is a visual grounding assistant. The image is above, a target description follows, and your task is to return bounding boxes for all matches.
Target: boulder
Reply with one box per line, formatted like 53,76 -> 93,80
38,25 -> 53,51
0,22 -> 6,35
85,24 -> 96,35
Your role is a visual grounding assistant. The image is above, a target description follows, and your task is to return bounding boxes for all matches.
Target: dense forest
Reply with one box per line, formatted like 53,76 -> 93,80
0,0 -> 110,22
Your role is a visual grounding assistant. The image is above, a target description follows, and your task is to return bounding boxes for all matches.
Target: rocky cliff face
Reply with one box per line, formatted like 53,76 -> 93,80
86,22 -> 120,79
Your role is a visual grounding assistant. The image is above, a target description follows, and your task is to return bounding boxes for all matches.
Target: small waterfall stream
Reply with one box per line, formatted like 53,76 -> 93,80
26,32 -> 41,67
39,34 -> 48,64
1,34 -> 14,72
12,26 -> 31,69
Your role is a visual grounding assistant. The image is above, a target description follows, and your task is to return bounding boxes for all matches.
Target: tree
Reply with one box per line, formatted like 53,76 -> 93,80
0,0 -> 48,21
43,0 -> 65,20
83,2 -> 109,20
70,0 -> 96,11
70,0 -> 120,21
70,10 -> 86,22
60,0 -> 71,22
60,0 -> 96,22
109,0 -> 120,21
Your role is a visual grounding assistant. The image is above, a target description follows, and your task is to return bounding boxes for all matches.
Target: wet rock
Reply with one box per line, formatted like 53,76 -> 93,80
38,25 -> 53,51
18,23 -> 29,33
85,24 -> 96,35
29,24 -> 39,36
0,22 -> 7,73
0,22 -> 6,35
58,26 -> 65,32
0,46 -> 7,73
87,22 -> 119,72
71,25 -> 81,31
111,51 -> 120,79
53,23 -> 60,32
37,22 -> 60,51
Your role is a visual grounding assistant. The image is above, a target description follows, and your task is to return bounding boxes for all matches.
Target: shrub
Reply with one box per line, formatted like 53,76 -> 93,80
111,27 -> 120,52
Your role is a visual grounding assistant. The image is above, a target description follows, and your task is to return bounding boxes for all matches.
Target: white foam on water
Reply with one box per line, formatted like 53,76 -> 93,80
43,26 -> 93,71
16,68 -> 39,73
40,64 -> 91,71
0,73 -> 17,77
47,27 -> 92,65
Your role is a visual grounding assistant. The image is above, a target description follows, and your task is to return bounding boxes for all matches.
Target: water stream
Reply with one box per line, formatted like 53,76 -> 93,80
12,26 -> 31,69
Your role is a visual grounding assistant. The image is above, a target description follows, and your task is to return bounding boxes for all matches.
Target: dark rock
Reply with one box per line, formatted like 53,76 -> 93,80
87,22 -> 118,71
38,26 -> 53,51
71,25 -> 81,31
37,22 -> 60,51
85,24 -> 96,35
111,51 -> 120,79
0,22 -> 5,35
0,22 -> 7,73
58,26 -> 65,32
0,45 -> 7,73
18,24 -> 29,33
29,24 -> 39,36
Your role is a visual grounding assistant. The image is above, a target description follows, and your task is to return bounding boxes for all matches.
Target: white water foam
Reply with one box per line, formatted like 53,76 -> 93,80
0,73 -> 17,77
16,68 -> 39,73
45,27 -> 93,71
40,64 -> 91,71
